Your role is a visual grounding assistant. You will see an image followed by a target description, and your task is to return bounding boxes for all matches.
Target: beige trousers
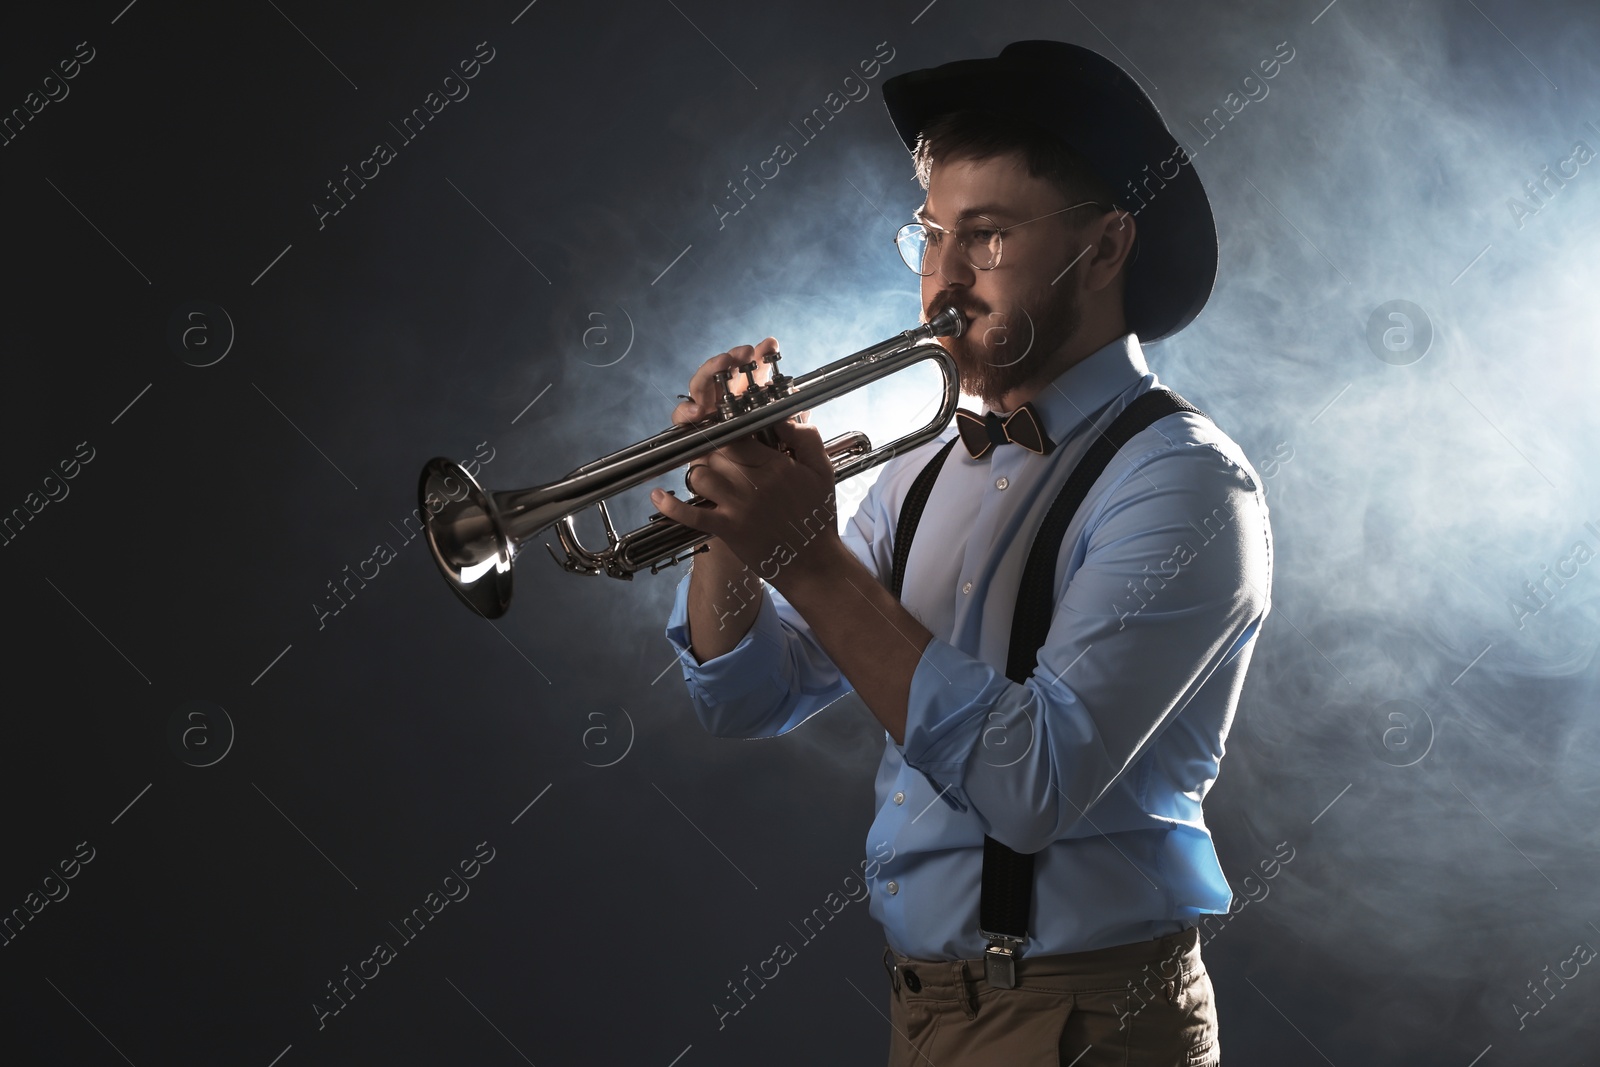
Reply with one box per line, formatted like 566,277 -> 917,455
883,926 -> 1219,1066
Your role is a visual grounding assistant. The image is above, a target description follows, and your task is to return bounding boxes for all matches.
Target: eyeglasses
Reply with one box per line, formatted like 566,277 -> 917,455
893,201 -> 1113,276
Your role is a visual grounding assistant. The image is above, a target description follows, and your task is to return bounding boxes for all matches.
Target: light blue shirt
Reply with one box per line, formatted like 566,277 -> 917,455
663,332 -> 1274,960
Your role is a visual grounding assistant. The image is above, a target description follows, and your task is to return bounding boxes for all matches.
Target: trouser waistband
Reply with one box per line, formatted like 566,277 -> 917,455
882,925 -> 1201,997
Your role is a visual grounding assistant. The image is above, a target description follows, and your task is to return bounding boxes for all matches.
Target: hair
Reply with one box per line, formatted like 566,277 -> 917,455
911,107 -> 1121,221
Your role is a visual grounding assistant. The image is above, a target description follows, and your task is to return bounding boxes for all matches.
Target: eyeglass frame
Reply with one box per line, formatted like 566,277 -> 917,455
893,200 -> 1119,275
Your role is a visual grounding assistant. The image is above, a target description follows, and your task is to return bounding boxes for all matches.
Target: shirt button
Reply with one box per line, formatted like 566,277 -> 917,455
893,791 -> 905,805
886,881 -> 899,895
995,476 -> 1009,490
962,581 -> 973,595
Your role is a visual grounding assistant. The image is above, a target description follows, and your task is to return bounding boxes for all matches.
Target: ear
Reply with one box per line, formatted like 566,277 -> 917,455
1083,209 -> 1137,294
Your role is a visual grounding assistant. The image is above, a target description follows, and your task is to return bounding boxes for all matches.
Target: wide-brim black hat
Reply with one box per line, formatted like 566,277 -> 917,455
882,40 -> 1217,342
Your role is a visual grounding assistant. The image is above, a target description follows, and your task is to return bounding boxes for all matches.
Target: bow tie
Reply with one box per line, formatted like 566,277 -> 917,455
954,402 -> 1057,459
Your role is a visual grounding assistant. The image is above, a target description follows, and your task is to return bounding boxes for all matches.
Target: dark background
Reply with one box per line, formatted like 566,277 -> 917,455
4,1 -> 1598,1064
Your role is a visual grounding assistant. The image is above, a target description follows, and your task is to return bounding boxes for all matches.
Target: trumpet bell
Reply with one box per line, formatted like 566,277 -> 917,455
418,456 -> 514,617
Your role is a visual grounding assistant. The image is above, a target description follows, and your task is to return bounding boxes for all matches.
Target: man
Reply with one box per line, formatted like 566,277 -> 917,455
649,40 -> 1272,1066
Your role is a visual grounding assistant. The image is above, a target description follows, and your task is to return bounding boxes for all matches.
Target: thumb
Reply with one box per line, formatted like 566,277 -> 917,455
774,418 -> 832,481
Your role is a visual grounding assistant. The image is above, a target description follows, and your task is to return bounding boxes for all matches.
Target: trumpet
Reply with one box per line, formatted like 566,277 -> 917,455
417,305 -> 965,618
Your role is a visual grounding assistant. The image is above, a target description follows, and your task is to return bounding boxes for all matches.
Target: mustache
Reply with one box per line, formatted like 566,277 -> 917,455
927,292 -> 986,321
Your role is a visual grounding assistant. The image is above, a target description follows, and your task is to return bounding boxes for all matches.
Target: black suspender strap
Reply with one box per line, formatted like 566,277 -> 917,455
890,436 -> 961,601
1006,388 -> 1208,683
887,388 -> 1208,988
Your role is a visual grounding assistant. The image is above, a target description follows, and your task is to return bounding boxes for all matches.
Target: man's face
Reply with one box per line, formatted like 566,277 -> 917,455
918,153 -> 1092,407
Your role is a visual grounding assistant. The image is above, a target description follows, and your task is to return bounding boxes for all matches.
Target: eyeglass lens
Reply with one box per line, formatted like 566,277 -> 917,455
895,218 -> 1002,275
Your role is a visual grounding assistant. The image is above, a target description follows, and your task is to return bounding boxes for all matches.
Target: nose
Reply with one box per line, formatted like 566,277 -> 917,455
927,233 -> 976,284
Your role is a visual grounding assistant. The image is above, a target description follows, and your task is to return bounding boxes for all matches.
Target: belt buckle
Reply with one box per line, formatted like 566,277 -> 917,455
981,935 -> 1021,989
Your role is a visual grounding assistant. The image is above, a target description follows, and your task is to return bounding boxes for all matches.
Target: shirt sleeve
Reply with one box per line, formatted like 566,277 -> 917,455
893,438 -> 1272,854
662,460 -> 897,739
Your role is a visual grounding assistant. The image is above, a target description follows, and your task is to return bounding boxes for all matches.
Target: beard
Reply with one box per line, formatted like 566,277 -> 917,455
929,277 -> 1084,409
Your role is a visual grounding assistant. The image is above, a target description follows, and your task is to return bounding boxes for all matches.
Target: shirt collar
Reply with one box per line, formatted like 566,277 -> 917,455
986,332 -> 1148,447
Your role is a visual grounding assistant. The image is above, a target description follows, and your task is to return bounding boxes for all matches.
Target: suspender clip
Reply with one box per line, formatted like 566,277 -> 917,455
981,934 -> 1023,989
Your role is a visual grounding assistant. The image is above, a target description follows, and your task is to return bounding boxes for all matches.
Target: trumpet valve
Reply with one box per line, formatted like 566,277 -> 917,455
714,368 -> 742,420
738,360 -> 766,405
763,349 -> 792,397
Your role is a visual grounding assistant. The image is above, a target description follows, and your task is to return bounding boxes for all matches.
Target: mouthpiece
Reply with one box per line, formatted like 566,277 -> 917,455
928,305 -> 965,338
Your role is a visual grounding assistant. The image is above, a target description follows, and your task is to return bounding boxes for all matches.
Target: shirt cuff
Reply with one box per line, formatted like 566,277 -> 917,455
663,567 -> 782,707
895,636 -> 1014,814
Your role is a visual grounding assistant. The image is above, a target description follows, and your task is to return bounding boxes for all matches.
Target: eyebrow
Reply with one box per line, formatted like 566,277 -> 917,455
913,203 -> 1015,226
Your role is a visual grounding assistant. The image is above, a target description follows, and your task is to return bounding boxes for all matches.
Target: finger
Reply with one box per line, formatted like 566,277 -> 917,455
696,447 -> 767,496
711,432 -> 785,468
704,338 -> 777,403
701,345 -> 755,407
683,457 -> 738,502
671,396 -> 704,427
673,338 -> 778,425
649,486 -> 723,536
748,336 -> 779,387
673,362 -> 727,426
773,419 -> 833,481
673,350 -> 745,426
